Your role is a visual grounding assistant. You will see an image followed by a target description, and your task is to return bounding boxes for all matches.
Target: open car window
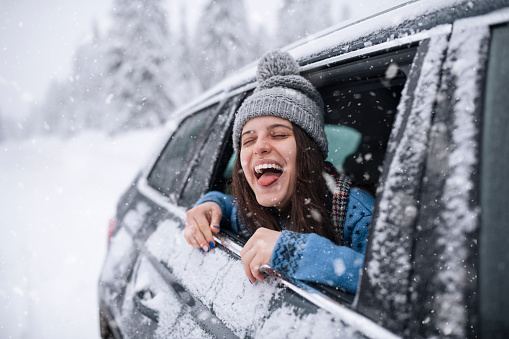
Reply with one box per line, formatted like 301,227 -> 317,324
222,49 -> 414,196
212,48 -> 417,303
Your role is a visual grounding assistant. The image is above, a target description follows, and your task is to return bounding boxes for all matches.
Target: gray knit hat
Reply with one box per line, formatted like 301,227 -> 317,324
233,50 -> 328,159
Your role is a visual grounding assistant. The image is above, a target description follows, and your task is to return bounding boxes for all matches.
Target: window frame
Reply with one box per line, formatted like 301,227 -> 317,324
479,22 -> 509,339
145,104 -> 219,202
178,94 -> 245,208
210,46 -> 419,306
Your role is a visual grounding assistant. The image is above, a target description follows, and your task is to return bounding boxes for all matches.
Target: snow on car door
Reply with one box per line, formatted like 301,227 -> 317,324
357,27 -> 451,334
407,9 -> 509,338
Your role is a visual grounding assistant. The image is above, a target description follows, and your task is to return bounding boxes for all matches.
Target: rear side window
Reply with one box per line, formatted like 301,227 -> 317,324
147,105 -> 218,200
179,96 -> 241,207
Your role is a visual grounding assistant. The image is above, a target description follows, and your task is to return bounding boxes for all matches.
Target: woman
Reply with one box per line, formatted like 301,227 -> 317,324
184,50 -> 374,294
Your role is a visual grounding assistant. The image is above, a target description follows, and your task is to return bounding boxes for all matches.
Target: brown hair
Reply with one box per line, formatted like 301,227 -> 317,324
231,123 -> 341,245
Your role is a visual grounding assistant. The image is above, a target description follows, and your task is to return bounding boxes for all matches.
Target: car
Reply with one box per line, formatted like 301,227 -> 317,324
98,1 -> 509,338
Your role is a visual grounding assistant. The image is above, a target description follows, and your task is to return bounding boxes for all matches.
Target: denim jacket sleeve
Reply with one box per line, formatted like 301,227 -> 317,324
270,188 -> 374,294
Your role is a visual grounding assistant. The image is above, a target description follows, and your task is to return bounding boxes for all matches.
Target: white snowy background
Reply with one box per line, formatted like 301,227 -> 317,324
0,0 -> 410,338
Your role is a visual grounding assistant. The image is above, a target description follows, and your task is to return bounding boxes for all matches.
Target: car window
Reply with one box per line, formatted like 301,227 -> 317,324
480,23 -> 509,339
147,104 -> 218,200
179,96 -> 242,208
213,47 -> 416,302
221,50 -> 412,197
319,65 -> 408,195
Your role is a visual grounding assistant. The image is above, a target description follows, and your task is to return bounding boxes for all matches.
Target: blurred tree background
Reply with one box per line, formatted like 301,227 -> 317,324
16,0 -> 349,137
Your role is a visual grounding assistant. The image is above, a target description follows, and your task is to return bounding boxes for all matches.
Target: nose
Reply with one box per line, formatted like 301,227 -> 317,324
253,137 -> 271,155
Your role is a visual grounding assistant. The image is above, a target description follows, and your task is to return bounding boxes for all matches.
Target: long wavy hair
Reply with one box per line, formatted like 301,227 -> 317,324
231,123 -> 341,245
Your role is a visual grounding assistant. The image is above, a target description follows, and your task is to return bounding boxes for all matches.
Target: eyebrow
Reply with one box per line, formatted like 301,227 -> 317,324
241,124 -> 293,137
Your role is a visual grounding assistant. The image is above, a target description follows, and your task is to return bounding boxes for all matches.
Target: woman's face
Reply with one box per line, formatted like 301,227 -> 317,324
240,116 -> 298,208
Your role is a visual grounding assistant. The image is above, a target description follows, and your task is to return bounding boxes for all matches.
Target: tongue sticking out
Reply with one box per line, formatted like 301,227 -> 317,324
258,171 -> 281,186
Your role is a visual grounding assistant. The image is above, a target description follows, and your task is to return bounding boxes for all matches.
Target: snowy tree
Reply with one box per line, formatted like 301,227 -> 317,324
276,0 -> 333,47
193,0 -> 256,91
168,4 -> 201,109
103,0 -> 174,133
34,29 -> 104,137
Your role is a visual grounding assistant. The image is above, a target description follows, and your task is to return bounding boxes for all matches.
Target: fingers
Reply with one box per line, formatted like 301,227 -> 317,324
184,202 -> 222,252
209,204 -> 222,235
241,228 -> 281,283
183,220 -> 206,251
241,247 -> 267,283
241,246 -> 259,283
193,212 -> 215,249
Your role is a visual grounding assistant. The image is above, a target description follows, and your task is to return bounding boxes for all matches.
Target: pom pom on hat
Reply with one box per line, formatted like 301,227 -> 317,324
256,50 -> 300,82
233,50 -> 328,159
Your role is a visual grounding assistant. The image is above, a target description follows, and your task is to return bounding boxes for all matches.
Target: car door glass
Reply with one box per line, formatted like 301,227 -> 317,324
179,96 -> 241,208
394,24 -> 489,337
147,105 -> 218,200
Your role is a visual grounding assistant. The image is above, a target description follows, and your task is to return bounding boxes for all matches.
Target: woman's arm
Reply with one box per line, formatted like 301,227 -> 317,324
270,231 -> 365,294
194,191 -> 242,234
187,189 -> 373,294
184,191 -> 242,252
269,188 -> 373,294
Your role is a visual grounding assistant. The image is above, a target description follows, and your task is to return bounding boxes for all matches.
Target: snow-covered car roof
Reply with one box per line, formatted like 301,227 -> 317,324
169,0 -> 505,122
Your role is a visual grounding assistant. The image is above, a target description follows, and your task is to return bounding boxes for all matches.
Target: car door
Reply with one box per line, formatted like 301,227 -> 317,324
358,7 -> 509,338
100,99 -> 239,338
406,10 -> 509,338
123,25 -> 457,338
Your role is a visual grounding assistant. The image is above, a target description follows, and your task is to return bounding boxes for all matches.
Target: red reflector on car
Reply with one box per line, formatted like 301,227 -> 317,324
107,218 -> 117,245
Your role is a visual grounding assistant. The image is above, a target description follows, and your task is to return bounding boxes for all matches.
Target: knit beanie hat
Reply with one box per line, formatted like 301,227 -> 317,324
233,50 -> 328,159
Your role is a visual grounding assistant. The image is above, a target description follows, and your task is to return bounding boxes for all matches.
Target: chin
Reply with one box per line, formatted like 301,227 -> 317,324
256,195 -> 287,208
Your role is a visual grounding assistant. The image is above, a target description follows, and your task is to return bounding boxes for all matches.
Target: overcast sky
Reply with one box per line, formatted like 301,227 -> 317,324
0,0 -> 409,122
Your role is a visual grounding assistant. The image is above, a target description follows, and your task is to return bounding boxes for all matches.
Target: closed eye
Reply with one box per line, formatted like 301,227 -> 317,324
271,130 -> 290,139
242,138 -> 256,146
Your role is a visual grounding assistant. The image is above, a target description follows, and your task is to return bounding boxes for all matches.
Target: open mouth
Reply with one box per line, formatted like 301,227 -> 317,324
254,163 -> 283,186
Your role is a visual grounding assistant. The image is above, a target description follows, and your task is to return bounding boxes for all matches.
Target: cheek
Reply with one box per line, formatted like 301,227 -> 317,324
285,149 -> 297,168
284,140 -> 297,164
240,154 -> 250,177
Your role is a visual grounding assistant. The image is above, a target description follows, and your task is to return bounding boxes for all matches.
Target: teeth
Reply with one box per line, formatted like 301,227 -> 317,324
255,163 -> 282,174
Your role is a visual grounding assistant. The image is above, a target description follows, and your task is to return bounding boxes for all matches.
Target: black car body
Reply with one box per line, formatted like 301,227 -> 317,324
98,1 -> 509,337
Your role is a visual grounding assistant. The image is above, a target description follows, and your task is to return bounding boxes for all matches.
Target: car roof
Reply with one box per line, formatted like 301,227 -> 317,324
168,0 -> 509,122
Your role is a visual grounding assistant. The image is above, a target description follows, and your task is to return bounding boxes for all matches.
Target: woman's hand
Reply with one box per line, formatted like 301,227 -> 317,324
184,201 -> 222,252
241,228 -> 281,283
